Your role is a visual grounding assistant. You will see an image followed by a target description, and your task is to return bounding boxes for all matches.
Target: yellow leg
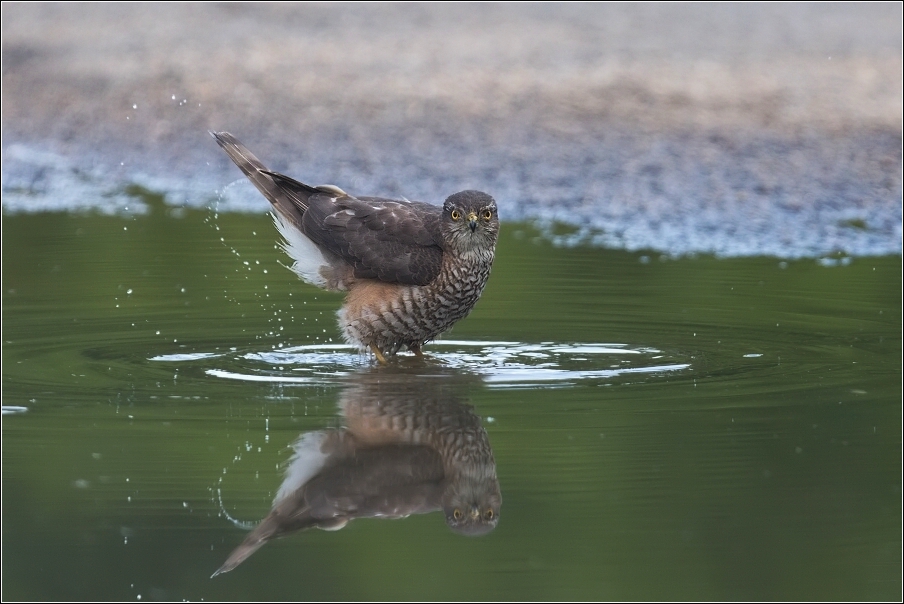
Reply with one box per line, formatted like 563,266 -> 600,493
370,344 -> 389,365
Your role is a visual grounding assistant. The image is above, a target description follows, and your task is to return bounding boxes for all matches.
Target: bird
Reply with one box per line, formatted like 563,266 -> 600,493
212,370 -> 501,576
211,132 -> 499,362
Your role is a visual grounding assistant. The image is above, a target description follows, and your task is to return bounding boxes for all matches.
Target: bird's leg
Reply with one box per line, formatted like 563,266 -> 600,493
408,344 -> 424,358
369,344 -> 389,365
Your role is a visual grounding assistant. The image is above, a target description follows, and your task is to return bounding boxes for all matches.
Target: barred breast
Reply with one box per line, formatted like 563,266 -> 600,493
340,386 -> 496,470
339,249 -> 494,355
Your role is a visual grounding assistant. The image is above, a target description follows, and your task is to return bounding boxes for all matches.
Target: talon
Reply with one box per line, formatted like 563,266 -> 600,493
370,344 -> 389,365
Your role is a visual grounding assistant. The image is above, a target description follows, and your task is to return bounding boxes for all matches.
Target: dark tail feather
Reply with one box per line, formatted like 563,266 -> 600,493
211,536 -> 268,578
263,170 -> 331,205
210,501 -> 321,578
210,131 -> 318,229
210,512 -> 286,578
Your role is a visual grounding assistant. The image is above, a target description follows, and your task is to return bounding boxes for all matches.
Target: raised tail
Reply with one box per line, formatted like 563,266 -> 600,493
210,131 -> 320,229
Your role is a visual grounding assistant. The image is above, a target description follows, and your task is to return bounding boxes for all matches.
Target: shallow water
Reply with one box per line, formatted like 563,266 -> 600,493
2,202 -> 901,600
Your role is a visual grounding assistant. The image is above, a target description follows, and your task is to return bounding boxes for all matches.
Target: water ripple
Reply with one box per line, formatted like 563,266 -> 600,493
151,340 -> 689,389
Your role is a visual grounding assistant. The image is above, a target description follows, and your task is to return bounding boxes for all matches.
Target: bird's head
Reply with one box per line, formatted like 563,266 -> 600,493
442,472 -> 501,536
441,191 -> 499,255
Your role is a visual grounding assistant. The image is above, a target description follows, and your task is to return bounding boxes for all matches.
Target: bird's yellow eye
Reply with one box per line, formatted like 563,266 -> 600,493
485,509 -> 494,520
453,509 -> 463,520
451,209 -> 461,220
482,210 -> 492,221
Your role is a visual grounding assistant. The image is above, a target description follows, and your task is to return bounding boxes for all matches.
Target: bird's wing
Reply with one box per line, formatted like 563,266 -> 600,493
213,132 -> 445,285
305,444 -> 446,519
300,194 -> 445,286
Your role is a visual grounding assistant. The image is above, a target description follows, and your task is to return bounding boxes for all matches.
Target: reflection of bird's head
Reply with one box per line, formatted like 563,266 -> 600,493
442,472 -> 501,536
442,190 -> 499,255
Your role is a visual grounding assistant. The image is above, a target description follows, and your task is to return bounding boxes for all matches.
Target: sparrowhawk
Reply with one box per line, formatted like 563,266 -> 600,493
212,371 -> 501,576
211,132 -> 499,362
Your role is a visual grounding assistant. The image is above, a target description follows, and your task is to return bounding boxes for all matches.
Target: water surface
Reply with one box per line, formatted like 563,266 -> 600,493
2,204 -> 901,600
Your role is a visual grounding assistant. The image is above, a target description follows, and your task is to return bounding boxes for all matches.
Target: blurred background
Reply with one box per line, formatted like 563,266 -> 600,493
3,2 -> 901,256
2,4 -> 902,601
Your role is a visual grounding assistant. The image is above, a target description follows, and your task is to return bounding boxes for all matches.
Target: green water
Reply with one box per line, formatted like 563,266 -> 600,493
2,200 -> 901,600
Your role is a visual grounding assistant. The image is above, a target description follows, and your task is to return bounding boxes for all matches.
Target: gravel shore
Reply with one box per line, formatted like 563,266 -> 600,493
2,3 -> 901,256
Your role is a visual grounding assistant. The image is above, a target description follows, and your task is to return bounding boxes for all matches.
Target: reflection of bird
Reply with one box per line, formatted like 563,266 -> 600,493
339,374 -> 501,536
211,132 -> 499,362
213,371 -> 501,576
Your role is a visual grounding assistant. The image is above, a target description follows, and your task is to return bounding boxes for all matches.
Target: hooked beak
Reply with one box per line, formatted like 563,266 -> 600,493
469,506 -> 480,520
467,211 -> 478,232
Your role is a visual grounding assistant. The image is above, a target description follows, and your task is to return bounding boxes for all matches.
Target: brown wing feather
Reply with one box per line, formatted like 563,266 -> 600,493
212,132 -> 445,286
302,196 -> 445,286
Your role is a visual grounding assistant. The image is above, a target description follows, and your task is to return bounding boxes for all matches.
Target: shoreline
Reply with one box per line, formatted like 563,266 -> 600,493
2,4 -> 901,257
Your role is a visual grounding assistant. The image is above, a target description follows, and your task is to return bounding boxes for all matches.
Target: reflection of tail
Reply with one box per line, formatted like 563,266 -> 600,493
211,507 -> 319,577
211,524 -> 271,577
212,431 -> 343,578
